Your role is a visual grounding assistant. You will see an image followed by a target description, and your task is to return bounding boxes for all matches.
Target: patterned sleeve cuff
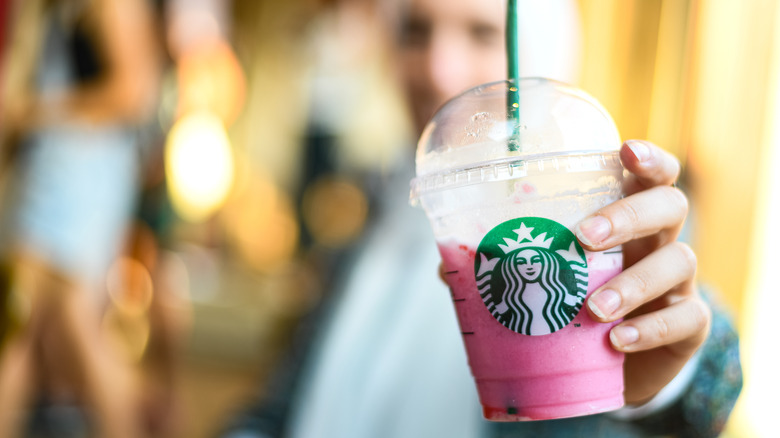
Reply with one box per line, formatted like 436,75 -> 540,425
630,291 -> 743,437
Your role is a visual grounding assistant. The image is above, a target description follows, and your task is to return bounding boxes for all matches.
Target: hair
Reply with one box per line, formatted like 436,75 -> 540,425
497,247 -> 571,334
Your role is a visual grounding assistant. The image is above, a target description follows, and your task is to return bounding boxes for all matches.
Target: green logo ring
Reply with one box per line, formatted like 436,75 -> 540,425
475,217 -> 589,336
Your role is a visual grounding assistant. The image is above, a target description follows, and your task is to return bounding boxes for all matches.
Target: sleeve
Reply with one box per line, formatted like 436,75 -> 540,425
629,289 -> 743,438
490,289 -> 743,438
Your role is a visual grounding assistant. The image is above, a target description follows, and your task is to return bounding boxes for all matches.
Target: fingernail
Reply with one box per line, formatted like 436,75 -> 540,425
575,216 -> 611,246
611,326 -> 639,349
626,140 -> 650,163
588,289 -> 621,319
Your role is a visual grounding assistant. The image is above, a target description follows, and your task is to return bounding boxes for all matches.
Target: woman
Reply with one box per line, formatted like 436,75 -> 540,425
495,247 -> 580,335
0,0 -> 160,437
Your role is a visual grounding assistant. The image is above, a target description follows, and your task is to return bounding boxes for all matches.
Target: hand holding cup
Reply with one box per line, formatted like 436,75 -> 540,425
577,140 -> 710,404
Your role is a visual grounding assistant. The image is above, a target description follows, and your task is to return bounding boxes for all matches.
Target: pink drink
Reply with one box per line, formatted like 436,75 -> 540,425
411,78 -> 627,421
438,242 -> 625,421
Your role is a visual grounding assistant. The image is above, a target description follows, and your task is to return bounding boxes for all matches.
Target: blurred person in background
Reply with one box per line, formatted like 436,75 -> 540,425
0,0 -> 161,437
221,0 -> 742,437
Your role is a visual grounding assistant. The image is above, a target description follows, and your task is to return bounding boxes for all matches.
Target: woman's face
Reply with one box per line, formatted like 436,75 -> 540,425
516,249 -> 542,282
397,0 -> 506,133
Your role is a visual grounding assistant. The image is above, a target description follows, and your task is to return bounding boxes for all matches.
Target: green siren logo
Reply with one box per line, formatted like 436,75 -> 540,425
475,217 -> 588,336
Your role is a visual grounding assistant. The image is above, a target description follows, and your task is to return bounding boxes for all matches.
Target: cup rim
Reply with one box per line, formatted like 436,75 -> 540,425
409,150 -> 623,205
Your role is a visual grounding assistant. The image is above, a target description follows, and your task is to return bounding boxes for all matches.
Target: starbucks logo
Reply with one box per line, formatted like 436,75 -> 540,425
475,217 -> 588,336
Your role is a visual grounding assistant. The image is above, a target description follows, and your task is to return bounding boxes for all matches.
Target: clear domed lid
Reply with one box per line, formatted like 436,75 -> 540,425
411,78 -> 621,199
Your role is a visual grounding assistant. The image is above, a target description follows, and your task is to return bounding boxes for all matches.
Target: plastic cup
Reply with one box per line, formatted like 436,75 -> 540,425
410,78 -> 626,421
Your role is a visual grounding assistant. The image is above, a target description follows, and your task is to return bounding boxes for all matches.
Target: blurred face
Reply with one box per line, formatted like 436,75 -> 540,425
398,0 -> 507,133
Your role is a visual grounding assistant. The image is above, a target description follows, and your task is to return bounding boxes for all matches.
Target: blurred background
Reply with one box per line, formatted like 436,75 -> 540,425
0,0 -> 777,437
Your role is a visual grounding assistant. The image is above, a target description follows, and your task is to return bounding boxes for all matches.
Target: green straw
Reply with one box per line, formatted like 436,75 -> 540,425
506,0 -> 521,151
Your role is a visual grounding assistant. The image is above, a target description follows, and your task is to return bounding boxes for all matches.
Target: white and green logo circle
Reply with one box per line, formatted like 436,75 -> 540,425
475,217 -> 588,336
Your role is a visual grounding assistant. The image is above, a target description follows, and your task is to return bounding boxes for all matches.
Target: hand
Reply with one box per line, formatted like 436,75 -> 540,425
575,140 -> 710,405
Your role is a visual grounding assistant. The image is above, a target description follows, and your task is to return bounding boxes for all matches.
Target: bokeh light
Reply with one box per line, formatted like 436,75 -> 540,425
222,172 -> 300,273
165,111 -> 235,223
176,40 -> 246,126
301,176 -> 368,248
106,257 -> 155,318
102,256 -> 154,363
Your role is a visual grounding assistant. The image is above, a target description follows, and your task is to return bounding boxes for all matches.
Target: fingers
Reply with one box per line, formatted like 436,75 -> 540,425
587,241 -> 697,322
575,185 -> 688,251
609,296 -> 710,353
620,140 -> 681,195
586,241 -> 708,353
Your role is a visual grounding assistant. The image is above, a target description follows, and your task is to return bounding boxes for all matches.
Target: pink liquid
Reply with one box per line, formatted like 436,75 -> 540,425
438,242 -> 625,421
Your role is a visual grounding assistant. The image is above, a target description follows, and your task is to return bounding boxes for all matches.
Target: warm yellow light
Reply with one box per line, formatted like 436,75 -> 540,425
301,176 -> 368,248
729,2 -> 780,437
222,172 -> 299,272
166,111 -> 235,223
106,256 -> 154,318
176,40 -> 246,126
102,256 -> 154,363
